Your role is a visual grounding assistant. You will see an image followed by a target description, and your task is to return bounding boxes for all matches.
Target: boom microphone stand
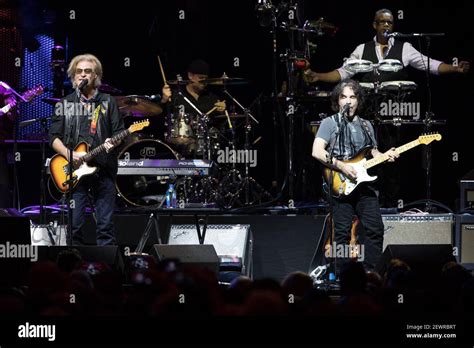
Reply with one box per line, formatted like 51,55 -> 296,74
389,32 -> 445,212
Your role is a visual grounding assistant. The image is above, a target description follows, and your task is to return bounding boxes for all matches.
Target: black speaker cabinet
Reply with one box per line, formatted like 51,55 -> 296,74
455,214 -> 474,270
0,209 -> 32,285
151,244 -> 220,274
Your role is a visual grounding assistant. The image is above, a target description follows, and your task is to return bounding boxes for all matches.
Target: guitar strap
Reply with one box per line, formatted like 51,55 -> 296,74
360,119 -> 377,150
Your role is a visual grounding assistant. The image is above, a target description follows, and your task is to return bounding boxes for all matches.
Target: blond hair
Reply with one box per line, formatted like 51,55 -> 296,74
67,53 -> 103,88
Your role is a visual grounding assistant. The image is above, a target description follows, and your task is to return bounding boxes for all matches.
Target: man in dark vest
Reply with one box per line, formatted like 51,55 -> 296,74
303,9 -> 470,83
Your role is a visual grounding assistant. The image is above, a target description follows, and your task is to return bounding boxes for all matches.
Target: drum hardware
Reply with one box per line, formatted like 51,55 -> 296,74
217,86 -> 271,207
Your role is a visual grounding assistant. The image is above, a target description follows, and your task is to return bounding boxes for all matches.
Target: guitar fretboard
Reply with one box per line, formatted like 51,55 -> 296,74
82,129 -> 130,162
364,139 -> 421,169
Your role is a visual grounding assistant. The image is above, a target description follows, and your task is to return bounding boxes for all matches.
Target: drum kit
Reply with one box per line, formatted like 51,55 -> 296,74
106,73 -> 265,209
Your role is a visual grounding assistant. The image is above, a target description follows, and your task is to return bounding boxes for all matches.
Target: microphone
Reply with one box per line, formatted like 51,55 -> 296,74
341,103 -> 351,116
77,79 -> 88,91
385,31 -> 401,38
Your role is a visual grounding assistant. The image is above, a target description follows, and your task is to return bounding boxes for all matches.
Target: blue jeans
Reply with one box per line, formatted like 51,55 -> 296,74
71,170 -> 117,246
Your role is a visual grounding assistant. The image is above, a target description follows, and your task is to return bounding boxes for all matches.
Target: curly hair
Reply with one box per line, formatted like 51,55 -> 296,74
330,79 -> 365,113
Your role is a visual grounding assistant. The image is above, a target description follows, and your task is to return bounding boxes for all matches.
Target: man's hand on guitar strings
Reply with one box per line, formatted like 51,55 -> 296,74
104,138 -> 116,153
385,147 -> 400,162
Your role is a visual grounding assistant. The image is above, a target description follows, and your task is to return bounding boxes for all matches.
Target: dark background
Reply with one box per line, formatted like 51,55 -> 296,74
2,0 -> 473,210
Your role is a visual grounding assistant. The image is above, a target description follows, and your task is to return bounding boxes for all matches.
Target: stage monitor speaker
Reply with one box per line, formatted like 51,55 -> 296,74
167,224 -> 252,277
382,214 -> 453,251
151,244 -> 220,274
377,244 -> 456,285
0,209 -> 32,285
455,214 -> 474,270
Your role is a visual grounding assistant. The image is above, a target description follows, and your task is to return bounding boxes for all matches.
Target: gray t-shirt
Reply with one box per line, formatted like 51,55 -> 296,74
316,113 -> 377,160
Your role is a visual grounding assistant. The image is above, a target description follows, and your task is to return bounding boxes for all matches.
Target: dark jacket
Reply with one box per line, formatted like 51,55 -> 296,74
48,91 -> 124,177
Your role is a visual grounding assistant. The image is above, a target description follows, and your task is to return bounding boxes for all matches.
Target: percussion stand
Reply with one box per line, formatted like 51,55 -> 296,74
222,88 -> 269,206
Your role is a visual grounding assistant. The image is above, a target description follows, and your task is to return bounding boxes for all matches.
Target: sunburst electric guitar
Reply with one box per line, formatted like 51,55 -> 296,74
323,133 -> 442,197
50,120 -> 149,193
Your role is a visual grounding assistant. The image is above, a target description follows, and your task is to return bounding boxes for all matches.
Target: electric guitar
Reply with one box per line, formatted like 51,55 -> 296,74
323,133 -> 442,197
0,85 -> 44,115
50,120 -> 150,193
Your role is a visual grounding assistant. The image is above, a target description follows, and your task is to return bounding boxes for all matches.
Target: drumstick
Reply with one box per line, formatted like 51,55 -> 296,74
205,106 -> 217,115
157,55 -> 167,85
225,110 -> 233,129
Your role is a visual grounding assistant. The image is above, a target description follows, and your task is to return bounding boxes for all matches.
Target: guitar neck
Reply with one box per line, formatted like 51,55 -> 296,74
364,139 -> 421,169
81,129 -> 130,162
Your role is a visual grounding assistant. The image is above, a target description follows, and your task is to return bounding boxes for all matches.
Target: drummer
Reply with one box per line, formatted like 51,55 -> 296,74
303,8 -> 470,83
160,59 -> 226,115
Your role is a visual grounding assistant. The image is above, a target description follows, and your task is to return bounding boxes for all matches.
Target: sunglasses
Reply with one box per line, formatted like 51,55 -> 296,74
75,68 -> 95,75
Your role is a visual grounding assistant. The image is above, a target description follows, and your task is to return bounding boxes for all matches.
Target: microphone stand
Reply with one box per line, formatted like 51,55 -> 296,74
320,111 -> 347,286
65,111 -> 75,246
395,32 -> 445,212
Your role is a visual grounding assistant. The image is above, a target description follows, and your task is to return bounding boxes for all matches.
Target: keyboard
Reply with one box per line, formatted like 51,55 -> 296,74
117,159 -> 212,176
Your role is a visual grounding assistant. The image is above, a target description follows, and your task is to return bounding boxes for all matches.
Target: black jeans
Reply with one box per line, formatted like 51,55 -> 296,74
71,170 -> 117,246
331,186 -> 384,272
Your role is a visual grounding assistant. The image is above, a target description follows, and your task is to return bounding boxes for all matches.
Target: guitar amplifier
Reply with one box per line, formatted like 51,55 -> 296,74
382,214 -> 454,251
455,214 -> 474,270
167,224 -> 253,277
30,224 -> 68,246
460,169 -> 474,211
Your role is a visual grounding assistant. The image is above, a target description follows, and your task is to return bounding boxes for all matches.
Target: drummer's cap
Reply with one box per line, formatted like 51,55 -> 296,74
187,59 -> 210,76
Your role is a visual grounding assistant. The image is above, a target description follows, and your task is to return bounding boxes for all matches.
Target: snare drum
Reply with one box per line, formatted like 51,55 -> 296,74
378,59 -> 403,72
115,138 -> 180,207
343,59 -> 374,73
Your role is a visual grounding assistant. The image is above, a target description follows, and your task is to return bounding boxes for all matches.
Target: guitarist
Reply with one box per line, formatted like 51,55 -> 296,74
49,54 -> 124,246
312,79 -> 399,273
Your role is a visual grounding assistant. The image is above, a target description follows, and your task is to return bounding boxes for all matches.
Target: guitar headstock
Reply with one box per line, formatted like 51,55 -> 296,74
22,85 -> 44,102
129,119 -> 150,133
419,132 -> 442,145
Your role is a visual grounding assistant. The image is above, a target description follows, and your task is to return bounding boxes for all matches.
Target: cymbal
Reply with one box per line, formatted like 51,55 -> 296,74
202,77 -> 249,85
42,97 -> 60,105
115,95 -> 162,117
99,83 -> 122,95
